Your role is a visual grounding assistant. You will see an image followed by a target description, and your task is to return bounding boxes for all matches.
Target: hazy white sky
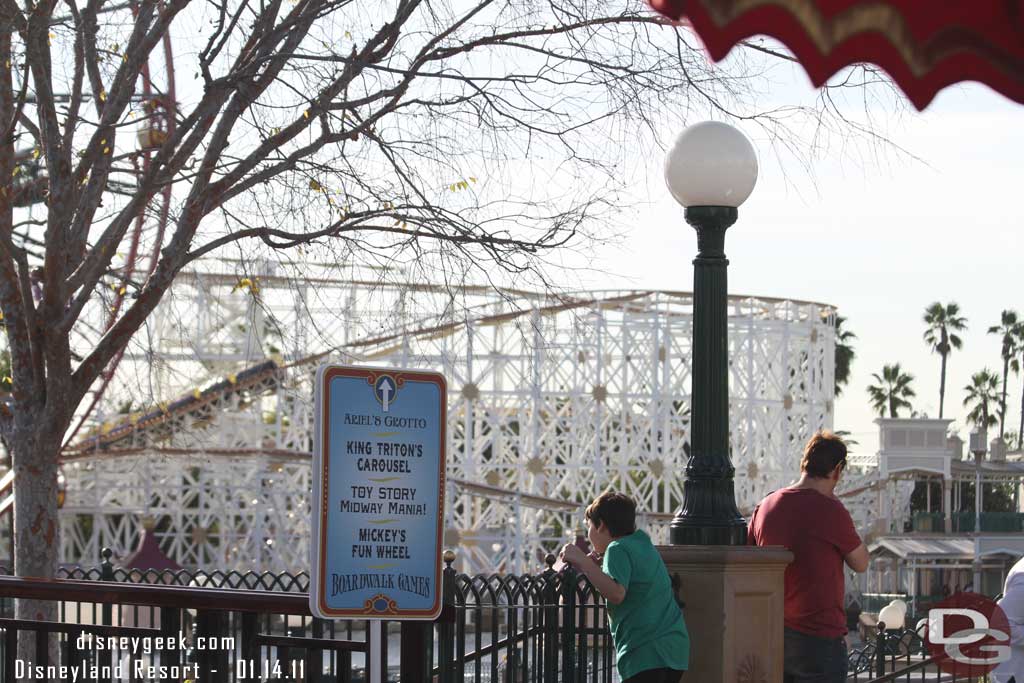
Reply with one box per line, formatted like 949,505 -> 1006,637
143,24 -> 1021,459
574,64 -> 1023,456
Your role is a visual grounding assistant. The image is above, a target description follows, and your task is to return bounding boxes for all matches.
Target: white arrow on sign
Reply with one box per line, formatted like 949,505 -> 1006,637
379,378 -> 393,412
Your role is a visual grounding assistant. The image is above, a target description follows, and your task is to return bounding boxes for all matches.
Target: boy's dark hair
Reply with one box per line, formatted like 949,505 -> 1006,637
584,491 -> 636,537
800,431 -> 848,479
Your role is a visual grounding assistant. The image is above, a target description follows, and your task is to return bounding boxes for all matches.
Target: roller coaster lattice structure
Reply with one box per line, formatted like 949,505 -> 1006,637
43,261 -> 849,576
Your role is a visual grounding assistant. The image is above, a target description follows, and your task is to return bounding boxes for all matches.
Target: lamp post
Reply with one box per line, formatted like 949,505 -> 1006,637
969,429 -> 986,593
664,121 -> 758,546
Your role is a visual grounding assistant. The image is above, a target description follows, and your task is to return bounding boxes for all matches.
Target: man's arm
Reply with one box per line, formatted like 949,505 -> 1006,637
844,543 -> 870,573
833,499 -> 869,573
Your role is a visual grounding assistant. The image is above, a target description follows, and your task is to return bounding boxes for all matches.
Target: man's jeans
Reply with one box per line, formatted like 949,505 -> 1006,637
783,627 -> 848,683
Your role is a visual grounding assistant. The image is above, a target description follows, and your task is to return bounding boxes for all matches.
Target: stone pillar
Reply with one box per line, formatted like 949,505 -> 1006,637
659,546 -> 792,683
943,479 -> 952,533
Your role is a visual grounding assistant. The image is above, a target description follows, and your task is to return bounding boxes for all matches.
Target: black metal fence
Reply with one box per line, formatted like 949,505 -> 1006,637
0,552 -> 616,683
17,554 -> 1006,683
442,566 -> 615,683
847,623 -> 994,683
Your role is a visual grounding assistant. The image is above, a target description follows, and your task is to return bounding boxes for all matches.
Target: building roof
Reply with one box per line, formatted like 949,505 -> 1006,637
124,530 -> 183,572
950,459 -> 1024,476
869,536 -> 1021,560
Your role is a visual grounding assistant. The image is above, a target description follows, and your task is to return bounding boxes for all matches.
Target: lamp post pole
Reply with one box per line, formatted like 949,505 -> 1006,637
663,121 -> 757,546
970,429 -> 986,593
669,206 -> 747,545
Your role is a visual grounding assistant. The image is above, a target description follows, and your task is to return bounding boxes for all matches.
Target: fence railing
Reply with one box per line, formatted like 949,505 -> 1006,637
909,512 -> 944,532
856,592 -> 952,627
953,511 -> 1024,533
847,623 -> 992,683
857,593 -> 910,615
902,511 -> 1024,533
0,551 -> 615,683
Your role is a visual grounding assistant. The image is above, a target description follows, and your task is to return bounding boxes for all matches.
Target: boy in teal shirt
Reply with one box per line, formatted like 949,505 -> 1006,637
560,492 -> 688,683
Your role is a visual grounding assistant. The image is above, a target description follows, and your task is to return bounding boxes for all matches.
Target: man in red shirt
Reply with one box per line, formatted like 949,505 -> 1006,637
748,431 -> 870,683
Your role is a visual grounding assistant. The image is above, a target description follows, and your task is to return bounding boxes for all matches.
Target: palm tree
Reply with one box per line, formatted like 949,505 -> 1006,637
834,316 -> 856,397
867,364 -> 917,418
988,310 -> 1019,440
833,429 -> 859,447
963,369 -> 1001,431
923,302 -> 967,419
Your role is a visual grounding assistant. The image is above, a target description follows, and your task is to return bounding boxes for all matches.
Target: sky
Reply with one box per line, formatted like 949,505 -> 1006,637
572,66 -> 1024,457
79,16 -> 1020,461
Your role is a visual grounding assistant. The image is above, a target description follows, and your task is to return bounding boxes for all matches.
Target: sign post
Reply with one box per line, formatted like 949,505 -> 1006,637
310,365 -> 447,623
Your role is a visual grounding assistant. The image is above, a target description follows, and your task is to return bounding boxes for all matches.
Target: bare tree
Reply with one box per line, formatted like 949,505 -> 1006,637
1,0 -> 896,624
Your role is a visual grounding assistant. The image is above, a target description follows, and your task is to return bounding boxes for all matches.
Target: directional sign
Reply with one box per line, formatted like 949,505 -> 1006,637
310,365 -> 447,620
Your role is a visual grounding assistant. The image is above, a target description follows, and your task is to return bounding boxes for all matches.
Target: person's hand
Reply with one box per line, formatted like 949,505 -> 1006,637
559,543 -> 587,568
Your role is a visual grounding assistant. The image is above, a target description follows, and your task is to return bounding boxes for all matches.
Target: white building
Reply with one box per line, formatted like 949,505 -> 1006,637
857,418 -> 1024,616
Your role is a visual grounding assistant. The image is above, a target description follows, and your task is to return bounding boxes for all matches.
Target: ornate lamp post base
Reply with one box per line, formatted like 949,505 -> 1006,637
670,477 -> 747,545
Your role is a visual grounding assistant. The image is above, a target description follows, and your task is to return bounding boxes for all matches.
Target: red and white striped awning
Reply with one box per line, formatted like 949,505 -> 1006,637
646,0 -> 1024,110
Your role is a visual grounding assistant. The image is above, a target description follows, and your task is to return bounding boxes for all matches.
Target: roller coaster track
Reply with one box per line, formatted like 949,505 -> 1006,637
0,284 -> 850,573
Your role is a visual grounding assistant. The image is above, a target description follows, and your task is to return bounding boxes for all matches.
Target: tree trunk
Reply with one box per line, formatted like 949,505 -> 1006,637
12,452 -> 59,580
939,352 -> 948,419
10,421 -> 61,661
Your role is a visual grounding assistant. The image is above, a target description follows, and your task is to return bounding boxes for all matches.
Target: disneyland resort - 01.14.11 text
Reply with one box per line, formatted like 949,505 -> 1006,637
13,632 -> 306,680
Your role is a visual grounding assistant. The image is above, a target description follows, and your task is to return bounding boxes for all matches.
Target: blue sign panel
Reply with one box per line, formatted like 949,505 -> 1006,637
310,365 -> 447,620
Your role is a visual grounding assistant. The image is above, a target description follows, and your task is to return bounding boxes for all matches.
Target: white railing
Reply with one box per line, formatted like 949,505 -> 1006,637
847,453 -> 878,471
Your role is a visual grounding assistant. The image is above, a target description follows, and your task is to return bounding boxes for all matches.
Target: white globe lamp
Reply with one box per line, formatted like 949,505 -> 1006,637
664,120 -> 758,209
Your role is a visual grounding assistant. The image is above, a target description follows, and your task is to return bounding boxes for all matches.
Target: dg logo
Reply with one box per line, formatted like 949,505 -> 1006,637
925,592 -> 1010,676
